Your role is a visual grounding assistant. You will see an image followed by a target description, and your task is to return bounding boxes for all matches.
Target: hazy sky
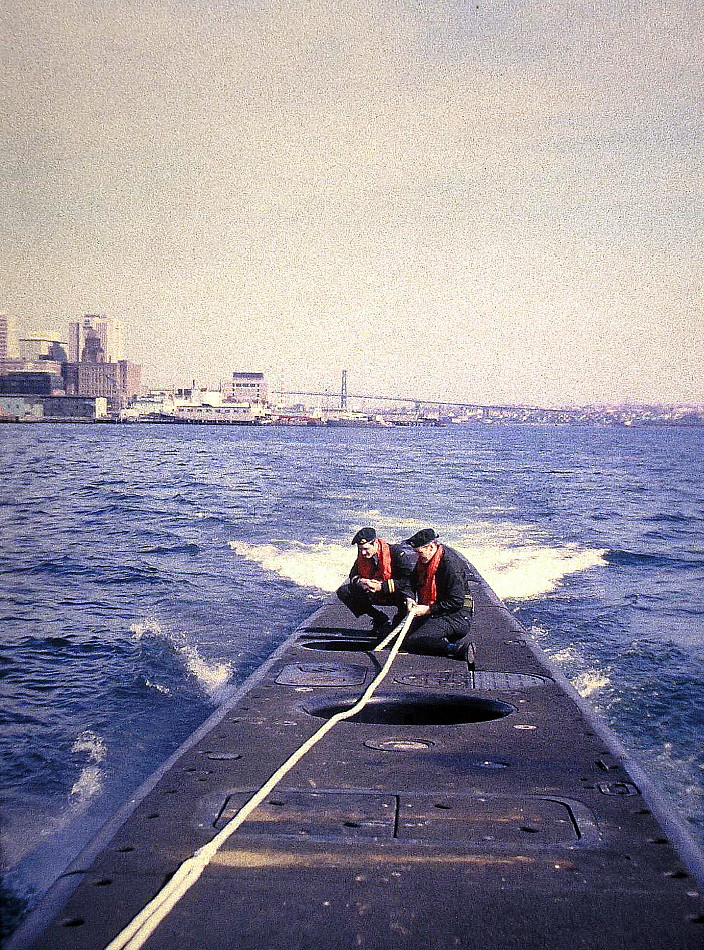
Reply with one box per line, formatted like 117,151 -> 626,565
2,0 -> 701,405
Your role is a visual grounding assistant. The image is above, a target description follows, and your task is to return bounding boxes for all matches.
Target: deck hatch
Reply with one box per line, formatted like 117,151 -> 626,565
397,795 -> 580,845
395,671 -> 550,691
215,790 -> 396,837
276,663 -> 369,687
396,671 -> 474,690
213,791 -> 590,847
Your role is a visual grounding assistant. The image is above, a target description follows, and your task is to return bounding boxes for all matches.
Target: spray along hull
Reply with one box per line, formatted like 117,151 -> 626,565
9,564 -> 704,949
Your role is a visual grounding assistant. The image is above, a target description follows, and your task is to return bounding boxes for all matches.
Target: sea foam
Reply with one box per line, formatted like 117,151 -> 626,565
130,618 -> 232,702
228,540 -> 351,593
572,671 -> 611,697
69,730 -> 107,809
179,644 -> 232,701
460,543 -> 607,600
228,523 -> 606,602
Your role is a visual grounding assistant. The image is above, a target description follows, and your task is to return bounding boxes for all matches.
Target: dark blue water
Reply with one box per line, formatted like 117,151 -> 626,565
2,422 -> 703,939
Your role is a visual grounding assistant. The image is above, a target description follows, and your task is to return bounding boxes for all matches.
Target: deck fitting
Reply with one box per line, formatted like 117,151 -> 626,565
303,693 -> 515,725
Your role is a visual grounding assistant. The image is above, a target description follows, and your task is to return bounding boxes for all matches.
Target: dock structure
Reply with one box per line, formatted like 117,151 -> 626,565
10,567 -> 704,949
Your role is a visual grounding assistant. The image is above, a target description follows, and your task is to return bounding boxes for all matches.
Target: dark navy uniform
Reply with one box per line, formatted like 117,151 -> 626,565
336,541 -> 416,629
404,545 -> 475,657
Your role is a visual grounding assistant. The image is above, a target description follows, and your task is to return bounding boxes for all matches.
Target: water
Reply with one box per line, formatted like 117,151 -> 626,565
1,422 -> 703,940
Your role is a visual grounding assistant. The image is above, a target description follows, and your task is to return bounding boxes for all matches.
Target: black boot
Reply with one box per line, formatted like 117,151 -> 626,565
368,609 -> 392,634
447,633 -> 476,669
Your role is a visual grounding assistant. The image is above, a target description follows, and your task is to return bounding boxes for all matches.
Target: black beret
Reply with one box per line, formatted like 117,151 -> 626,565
351,527 -> 377,545
405,528 -> 439,548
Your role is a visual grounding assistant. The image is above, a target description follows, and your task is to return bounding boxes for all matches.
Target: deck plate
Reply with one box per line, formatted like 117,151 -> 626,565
214,789 -> 590,847
276,662 -> 369,687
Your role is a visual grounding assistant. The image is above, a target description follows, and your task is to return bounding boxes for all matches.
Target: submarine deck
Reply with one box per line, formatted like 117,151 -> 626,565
10,568 -> 704,949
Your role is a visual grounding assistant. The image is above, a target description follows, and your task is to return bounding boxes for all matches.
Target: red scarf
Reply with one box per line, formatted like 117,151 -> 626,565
356,538 -> 392,581
416,544 -> 444,605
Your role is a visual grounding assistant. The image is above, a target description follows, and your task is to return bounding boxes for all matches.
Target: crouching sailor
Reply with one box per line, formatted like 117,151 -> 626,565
403,528 -> 475,666
337,527 -> 416,634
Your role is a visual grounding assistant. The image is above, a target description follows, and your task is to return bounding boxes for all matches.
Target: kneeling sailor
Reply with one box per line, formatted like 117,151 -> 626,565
403,528 -> 475,665
336,527 -> 416,634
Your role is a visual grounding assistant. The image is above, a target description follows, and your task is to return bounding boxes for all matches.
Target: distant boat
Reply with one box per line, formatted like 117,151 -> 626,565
325,410 -> 383,427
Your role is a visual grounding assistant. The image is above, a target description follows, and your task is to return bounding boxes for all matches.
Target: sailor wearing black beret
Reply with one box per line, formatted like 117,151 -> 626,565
336,528 -> 416,635
351,527 -> 378,545
404,528 -> 439,548
403,528 -> 476,665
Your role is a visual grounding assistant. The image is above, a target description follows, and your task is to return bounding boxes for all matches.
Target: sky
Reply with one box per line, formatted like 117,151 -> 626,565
1,0 -> 702,406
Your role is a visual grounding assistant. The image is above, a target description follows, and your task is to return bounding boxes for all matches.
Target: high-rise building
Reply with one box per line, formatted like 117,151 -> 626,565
0,313 -> 18,359
68,314 -> 124,363
223,372 -> 268,404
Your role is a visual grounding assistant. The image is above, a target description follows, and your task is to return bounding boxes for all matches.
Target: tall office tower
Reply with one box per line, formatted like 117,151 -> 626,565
68,321 -> 81,362
69,314 -> 125,363
81,328 -> 105,363
0,313 -> 19,358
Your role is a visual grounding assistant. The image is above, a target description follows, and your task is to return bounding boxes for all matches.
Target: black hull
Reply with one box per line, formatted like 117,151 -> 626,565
9,565 -> 704,949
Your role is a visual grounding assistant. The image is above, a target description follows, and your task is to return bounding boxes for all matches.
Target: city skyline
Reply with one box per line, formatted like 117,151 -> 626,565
2,307 -> 702,412
1,1 -> 701,407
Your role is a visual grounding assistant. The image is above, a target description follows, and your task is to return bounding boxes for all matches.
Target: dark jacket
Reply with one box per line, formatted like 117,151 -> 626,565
412,545 -> 475,617
349,543 -> 417,600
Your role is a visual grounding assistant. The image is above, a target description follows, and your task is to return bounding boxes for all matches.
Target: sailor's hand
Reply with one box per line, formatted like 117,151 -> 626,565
414,604 -> 431,617
358,578 -> 382,593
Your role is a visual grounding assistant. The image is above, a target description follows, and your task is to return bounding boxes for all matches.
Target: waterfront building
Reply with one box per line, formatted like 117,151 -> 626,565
0,357 -> 64,377
64,360 -> 142,411
68,314 -> 124,363
0,313 -> 19,359
0,394 -> 107,421
172,402 -> 271,424
0,372 -> 65,396
1,333 -> 67,382
223,372 -> 268,404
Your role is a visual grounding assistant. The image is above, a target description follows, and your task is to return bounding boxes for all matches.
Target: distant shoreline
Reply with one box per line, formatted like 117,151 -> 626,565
1,417 -> 702,429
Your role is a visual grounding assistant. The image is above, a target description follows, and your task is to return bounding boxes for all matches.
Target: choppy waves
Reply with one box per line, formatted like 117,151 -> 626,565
69,730 -> 107,807
130,620 -> 233,702
605,548 -> 704,570
3,420 -> 704,943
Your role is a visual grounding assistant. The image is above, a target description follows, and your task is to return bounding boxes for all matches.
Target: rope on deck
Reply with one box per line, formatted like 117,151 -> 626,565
104,604 -> 419,950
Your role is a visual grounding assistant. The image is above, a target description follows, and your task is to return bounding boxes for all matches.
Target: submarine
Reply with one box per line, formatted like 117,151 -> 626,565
8,562 -> 704,949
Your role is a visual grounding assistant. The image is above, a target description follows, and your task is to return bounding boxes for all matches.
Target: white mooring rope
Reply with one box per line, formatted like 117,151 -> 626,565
104,605 -> 419,950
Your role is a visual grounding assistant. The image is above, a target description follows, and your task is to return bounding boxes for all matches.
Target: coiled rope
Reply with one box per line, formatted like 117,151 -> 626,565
104,604 -> 419,950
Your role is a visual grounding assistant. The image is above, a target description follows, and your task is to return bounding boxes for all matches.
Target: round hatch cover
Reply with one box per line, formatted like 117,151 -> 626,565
364,738 -> 436,751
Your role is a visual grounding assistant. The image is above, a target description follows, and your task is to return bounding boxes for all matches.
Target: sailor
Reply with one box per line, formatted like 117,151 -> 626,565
336,527 -> 416,634
402,528 -> 475,663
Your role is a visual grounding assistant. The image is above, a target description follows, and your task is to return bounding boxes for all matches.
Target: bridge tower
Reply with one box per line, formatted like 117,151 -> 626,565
341,370 -> 348,410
